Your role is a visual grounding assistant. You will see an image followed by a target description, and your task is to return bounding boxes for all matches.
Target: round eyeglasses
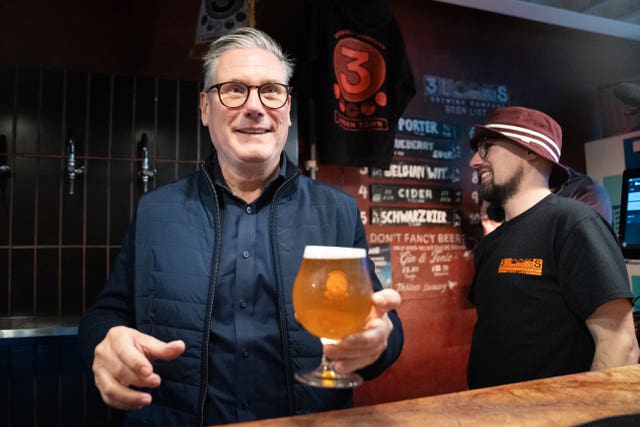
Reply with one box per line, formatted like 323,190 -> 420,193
474,139 -> 495,160
205,81 -> 292,109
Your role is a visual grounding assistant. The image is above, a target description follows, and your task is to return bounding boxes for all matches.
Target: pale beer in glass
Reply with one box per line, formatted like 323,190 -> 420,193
292,245 -> 373,388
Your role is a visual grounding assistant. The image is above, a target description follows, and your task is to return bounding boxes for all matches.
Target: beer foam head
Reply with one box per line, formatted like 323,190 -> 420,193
303,245 -> 366,259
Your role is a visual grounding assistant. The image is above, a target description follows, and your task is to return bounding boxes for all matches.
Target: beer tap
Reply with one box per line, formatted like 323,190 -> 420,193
0,134 -> 10,207
66,138 -> 85,195
0,134 -> 9,176
138,133 -> 156,193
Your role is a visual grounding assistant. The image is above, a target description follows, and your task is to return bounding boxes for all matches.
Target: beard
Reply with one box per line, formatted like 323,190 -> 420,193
479,164 -> 524,206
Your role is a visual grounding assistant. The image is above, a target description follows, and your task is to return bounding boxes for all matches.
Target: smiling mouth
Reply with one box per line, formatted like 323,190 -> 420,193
238,128 -> 269,135
480,170 -> 492,183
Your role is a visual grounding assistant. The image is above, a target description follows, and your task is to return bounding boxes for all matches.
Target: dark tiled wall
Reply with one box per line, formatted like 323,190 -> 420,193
1,335 -> 121,427
0,68 -> 208,316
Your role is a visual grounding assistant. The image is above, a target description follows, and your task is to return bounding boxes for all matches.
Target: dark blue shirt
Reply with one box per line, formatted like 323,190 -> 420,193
205,159 -> 289,425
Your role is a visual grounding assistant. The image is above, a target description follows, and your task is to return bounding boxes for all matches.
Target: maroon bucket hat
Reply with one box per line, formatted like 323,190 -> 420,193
470,106 -> 570,176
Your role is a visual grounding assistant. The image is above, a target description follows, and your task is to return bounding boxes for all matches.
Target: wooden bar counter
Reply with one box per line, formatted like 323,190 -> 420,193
228,365 -> 640,426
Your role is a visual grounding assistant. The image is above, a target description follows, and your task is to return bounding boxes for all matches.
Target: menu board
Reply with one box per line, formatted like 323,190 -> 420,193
316,116 -> 479,303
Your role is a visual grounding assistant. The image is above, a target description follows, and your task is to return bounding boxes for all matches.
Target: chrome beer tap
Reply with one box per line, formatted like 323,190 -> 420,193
0,134 -> 10,207
0,134 -> 10,176
138,133 -> 156,193
66,138 -> 85,195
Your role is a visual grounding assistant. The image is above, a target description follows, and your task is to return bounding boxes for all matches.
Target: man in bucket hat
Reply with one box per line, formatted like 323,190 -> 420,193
466,106 -> 638,389
476,106 -> 613,235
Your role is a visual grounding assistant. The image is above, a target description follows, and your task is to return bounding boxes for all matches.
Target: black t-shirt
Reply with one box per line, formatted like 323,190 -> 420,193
304,0 -> 415,168
467,194 -> 631,389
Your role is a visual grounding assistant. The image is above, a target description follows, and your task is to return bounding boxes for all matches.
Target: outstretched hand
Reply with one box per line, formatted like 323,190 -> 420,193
92,326 -> 185,410
323,288 -> 401,374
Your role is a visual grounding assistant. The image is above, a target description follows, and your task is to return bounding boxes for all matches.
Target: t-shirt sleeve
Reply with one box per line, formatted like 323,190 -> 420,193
558,216 -> 632,320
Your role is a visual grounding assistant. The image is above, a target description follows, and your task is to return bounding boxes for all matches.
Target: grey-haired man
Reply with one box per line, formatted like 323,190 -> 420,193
79,27 -> 403,426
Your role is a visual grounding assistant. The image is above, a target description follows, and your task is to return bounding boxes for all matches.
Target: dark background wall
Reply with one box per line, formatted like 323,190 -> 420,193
0,0 -> 203,80
2,0 -> 639,166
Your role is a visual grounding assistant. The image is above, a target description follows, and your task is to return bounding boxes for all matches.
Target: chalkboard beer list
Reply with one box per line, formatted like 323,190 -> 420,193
318,116 -> 478,304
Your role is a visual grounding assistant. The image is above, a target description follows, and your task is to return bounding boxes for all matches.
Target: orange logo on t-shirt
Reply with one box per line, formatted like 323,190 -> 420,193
332,32 -> 389,132
497,258 -> 543,276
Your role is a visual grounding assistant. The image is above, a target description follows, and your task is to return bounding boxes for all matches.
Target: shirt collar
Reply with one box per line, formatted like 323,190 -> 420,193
211,152 -> 287,194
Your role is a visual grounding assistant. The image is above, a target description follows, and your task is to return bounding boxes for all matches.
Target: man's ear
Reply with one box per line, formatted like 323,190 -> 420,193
199,92 -> 210,126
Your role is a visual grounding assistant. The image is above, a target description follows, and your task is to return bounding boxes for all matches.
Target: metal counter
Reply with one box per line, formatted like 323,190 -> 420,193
0,316 -> 80,338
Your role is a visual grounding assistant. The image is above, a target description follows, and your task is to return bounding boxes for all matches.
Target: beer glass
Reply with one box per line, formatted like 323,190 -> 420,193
292,245 -> 373,388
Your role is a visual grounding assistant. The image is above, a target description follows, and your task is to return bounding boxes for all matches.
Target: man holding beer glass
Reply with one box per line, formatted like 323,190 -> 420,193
79,27 -> 403,426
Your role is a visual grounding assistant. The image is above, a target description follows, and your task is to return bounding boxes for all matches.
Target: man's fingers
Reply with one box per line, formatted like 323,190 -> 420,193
92,326 -> 185,411
113,335 -> 184,385
98,379 -> 153,410
94,352 -> 161,390
372,289 -> 402,314
322,297 -> 396,374
325,337 -> 382,374
105,328 -> 185,376
140,338 -> 186,363
101,327 -> 154,376
94,366 -> 154,410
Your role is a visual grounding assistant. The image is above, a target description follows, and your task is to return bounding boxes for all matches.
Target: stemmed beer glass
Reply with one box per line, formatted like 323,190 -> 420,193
292,245 -> 373,388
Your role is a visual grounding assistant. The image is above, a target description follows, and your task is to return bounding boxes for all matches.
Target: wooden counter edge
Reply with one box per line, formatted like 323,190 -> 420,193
223,364 -> 640,427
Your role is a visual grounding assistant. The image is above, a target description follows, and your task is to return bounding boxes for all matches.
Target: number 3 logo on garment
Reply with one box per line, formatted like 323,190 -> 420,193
332,36 -> 389,131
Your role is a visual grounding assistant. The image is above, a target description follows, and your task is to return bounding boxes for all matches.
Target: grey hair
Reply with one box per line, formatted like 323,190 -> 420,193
202,27 -> 295,90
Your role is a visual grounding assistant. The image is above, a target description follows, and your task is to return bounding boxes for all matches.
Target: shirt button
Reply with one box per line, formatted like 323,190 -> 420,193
242,401 -> 249,409
242,350 -> 249,358
242,250 -> 250,258
245,206 -> 252,214
240,301 -> 248,309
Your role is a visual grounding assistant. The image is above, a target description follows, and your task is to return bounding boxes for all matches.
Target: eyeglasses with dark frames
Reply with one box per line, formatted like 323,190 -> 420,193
205,81 -> 292,109
474,138 -> 495,160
